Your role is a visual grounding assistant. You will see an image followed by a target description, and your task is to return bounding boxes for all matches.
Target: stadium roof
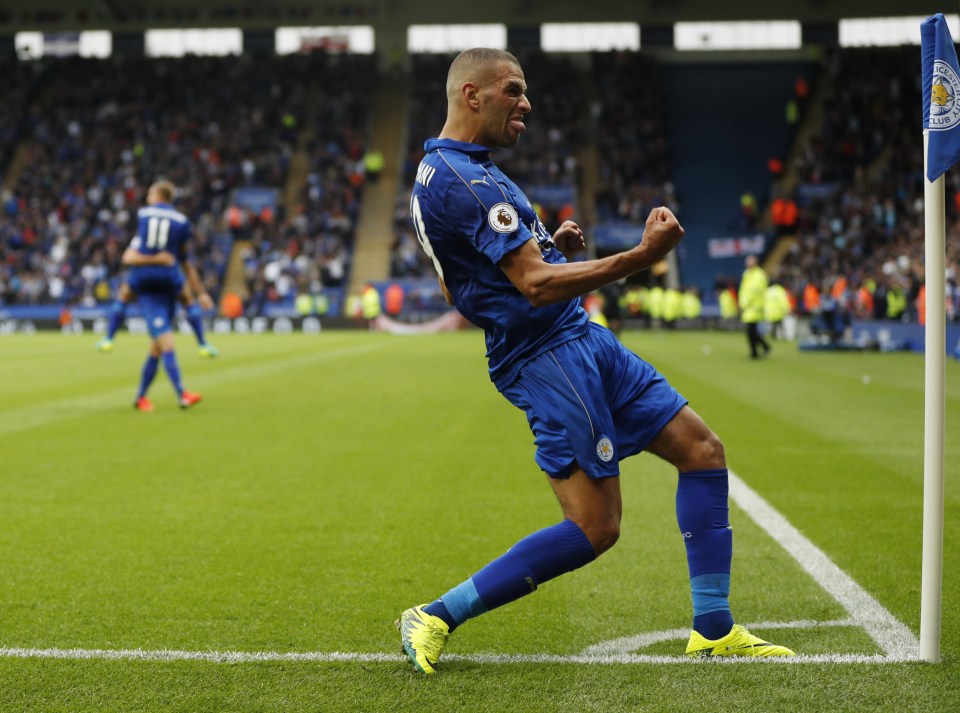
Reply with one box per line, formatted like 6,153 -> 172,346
0,0 -> 948,31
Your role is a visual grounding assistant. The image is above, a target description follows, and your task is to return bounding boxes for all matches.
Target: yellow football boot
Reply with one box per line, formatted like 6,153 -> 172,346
686,624 -> 795,658
396,605 -> 450,674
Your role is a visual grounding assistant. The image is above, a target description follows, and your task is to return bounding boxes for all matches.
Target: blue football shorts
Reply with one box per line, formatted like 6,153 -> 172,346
127,265 -> 184,295
137,290 -> 178,338
128,267 -> 183,339
500,322 -> 688,479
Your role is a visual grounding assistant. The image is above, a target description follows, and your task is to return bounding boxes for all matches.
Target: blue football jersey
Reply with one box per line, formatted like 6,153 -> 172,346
127,202 -> 192,292
410,138 -> 589,389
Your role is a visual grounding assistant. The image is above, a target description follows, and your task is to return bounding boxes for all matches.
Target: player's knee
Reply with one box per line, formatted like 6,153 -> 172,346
595,520 -> 620,555
583,517 -> 620,555
695,430 -> 725,469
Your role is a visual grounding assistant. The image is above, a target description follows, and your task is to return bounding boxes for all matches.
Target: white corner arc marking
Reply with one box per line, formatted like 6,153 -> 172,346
583,469 -> 920,661
727,469 -> 919,659
582,618 -> 854,656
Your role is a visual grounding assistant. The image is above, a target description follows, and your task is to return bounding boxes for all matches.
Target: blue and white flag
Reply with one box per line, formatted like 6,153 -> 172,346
922,13 -> 960,181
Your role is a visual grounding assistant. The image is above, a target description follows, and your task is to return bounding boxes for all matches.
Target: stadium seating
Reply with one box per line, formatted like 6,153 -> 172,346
2,46 -> 957,324
775,47 -> 960,323
235,54 -> 376,317
0,53 -> 375,316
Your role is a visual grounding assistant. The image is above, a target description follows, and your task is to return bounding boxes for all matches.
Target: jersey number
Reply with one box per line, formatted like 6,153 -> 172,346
145,217 -> 171,250
410,195 -> 444,280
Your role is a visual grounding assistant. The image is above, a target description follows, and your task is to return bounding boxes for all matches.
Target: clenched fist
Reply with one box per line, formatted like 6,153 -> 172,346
641,207 -> 684,261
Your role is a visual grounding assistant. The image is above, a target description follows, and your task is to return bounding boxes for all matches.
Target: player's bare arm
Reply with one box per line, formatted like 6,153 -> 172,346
122,248 -> 175,267
500,207 -> 684,307
183,261 -> 214,310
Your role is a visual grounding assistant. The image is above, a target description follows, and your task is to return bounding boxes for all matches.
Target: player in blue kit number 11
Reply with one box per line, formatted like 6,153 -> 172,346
395,48 -> 794,673
121,180 -> 204,412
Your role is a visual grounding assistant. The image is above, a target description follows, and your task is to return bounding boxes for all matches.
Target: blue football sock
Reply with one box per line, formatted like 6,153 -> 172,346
691,577 -> 734,639
161,351 -> 184,396
137,355 -> 159,398
424,519 -> 596,632
677,468 -> 734,639
422,599 -> 456,629
186,303 -> 207,346
106,301 -> 127,340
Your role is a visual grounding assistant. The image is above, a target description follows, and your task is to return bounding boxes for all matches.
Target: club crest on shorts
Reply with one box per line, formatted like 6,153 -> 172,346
931,59 -> 960,130
488,202 -> 519,233
153,317 -> 165,329
596,436 -> 614,462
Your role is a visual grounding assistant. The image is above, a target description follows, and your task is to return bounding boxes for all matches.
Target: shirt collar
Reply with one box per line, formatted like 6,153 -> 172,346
424,137 -> 492,159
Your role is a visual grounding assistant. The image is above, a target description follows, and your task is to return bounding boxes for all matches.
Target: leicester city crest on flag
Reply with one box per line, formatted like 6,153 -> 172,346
930,61 -> 960,128
922,14 -> 960,180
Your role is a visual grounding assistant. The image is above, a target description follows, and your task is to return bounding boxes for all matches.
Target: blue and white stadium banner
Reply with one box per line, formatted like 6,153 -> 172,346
706,234 -> 766,259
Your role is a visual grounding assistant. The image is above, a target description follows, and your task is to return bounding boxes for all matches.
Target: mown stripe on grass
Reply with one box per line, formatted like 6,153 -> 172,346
0,341 -> 390,438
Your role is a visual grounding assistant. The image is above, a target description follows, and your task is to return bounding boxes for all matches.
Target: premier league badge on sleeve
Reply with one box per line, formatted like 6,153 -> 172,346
488,202 -> 519,233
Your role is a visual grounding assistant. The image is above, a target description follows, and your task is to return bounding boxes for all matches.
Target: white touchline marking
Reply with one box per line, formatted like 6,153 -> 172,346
0,646 -> 913,665
0,470 -> 919,666
727,469 -> 920,660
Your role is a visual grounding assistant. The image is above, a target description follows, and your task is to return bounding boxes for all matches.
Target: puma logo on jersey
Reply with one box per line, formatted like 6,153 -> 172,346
470,176 -> 489,186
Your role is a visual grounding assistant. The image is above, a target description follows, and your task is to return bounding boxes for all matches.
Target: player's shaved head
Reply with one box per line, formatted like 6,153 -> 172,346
149,180 -> 176,202
446,48 -> 521,103
438,47 -> 529,148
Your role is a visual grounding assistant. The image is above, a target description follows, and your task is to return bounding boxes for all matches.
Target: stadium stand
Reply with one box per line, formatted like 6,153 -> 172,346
0,52 -> 376,319
662,58 -> 816,292
773,47 -> 960,324
2,39 -> 957,326
592,52 -> 673,230
233,53 -> 376,317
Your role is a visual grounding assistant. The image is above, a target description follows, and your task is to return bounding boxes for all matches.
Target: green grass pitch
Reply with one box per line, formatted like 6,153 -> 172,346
0,328 -> 957,711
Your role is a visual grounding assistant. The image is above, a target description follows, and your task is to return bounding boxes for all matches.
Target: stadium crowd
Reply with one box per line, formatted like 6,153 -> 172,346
1,45 -> 955,327
0,52 -> 376,315
775,47 -> 960,324
232,54 -> 376,315
592,52 -> 677,229
0,53 -> 304,306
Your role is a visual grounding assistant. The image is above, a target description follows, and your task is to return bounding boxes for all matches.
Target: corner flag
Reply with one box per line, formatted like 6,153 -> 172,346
919,13 -> 951,664
922,13 -> 960,181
